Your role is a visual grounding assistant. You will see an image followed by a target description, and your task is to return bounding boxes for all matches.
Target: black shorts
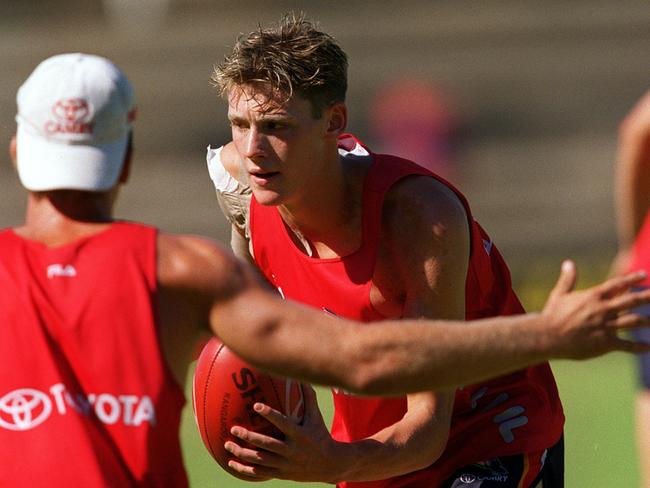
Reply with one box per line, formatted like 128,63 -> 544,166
441,436 -> 564,488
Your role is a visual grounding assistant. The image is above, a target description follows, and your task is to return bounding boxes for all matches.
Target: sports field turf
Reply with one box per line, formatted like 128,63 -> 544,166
180,354 -> 640,487
179,260 -> 643,487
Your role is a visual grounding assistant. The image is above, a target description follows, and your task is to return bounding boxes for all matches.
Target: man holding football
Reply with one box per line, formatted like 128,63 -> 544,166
206,13 -> 642,487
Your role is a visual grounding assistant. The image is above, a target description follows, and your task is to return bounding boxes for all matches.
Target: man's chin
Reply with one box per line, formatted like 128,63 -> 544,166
252,188 -> 284,207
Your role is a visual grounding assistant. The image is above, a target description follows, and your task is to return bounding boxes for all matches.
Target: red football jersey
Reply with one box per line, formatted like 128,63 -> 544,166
0,222 -> 187,487
249,134 -> 564,487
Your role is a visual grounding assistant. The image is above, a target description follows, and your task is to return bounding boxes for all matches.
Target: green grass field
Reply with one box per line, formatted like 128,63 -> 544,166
179,257 -> 643,487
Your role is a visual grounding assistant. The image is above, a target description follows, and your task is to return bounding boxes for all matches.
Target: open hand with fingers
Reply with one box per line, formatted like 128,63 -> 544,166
225,385 -> 344,483
542,260 -> 650,359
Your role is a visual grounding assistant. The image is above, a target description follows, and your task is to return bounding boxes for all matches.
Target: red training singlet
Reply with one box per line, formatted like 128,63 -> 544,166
0,222 -> 187,487
249,134 -> 564,487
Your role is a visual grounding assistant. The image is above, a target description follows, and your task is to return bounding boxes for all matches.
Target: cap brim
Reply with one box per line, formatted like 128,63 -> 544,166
16,125 -> 128,191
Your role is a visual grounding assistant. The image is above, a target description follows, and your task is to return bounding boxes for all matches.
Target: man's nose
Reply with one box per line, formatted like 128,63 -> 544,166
244,127 -> 266,161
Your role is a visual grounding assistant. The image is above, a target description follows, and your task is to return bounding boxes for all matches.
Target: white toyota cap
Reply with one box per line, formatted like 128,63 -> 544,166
15,53 -> 136,191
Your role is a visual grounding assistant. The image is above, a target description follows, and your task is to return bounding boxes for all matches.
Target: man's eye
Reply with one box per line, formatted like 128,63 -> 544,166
266,121 -> 285,130
230,121 -> 248,130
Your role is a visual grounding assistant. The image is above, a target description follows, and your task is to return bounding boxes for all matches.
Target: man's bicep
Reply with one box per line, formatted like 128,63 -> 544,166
385,177 -> 470,321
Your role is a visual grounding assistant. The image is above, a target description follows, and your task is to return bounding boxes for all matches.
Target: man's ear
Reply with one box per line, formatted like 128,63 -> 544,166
119,133 -> 133,184
9,134 -> 17,170
326,102 -> 347,137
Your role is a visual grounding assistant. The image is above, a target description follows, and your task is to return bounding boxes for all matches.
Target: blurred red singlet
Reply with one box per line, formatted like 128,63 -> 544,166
369,78 -> 457,180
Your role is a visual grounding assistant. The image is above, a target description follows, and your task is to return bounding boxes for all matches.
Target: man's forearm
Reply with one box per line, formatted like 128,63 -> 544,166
344,314 -> 550,395
213,288 -> 547,395
213,265 -> 650,396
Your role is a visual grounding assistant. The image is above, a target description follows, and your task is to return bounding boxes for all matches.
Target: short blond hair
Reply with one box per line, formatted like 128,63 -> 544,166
212,13 -> 348,117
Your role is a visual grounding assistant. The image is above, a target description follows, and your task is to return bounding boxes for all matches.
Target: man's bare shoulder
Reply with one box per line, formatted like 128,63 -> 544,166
377,175 -> 470,315
382,175 -> 469,243
157,232 -> 242,293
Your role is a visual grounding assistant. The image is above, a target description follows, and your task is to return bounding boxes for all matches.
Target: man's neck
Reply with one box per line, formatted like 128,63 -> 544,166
277,155 -> 369,259
16,191 -> 115,246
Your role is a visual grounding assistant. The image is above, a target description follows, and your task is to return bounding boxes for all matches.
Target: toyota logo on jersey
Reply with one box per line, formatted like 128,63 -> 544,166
0,384 -> 156,431
45,98 -> 93,135
0,388 -> 52,431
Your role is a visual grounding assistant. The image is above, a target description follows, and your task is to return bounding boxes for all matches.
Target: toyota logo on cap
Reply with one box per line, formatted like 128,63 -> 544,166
53,98 -> 89,122
44,98 -> 94,135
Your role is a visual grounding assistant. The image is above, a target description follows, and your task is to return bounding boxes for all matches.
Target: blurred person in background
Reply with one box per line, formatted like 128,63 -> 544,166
612,90 -> 650,488
369,78 -> 460,183
7,52 -> 650,488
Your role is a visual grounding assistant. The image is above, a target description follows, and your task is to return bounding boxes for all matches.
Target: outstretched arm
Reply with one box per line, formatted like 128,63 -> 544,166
213,259 -> 650,395
158,232 -> 650,396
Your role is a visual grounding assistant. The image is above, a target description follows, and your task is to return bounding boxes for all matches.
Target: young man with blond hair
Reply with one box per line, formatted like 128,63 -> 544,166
207,15 -> 629,487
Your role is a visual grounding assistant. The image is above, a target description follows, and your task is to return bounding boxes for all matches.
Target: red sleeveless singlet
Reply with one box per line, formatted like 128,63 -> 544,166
249,134 -> 564,487
0,222 -> 187,487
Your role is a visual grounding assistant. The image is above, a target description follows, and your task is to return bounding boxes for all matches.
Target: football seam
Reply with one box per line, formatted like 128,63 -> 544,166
203,341 -> 226,458
268,377 -> 285,416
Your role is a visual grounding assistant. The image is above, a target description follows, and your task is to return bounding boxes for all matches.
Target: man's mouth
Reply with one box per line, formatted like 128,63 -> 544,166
250,171 -> 280,186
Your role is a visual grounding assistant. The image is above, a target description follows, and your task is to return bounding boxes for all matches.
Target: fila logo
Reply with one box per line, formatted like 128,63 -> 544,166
47,264 -> 77,279
493,406 -> 528,443
470,387 -> 528,443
